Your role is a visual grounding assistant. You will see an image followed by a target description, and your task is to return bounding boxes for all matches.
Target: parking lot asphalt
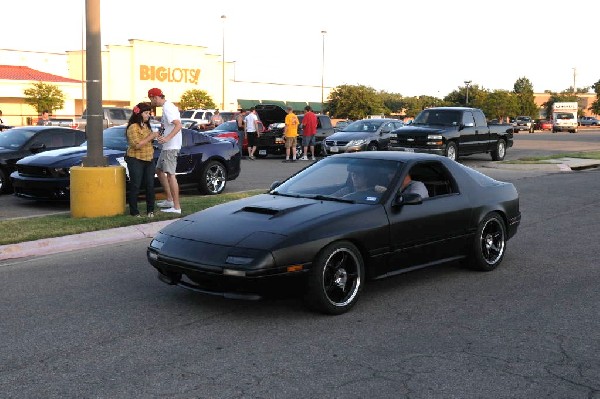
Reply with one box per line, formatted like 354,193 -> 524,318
1,158 -> 599,262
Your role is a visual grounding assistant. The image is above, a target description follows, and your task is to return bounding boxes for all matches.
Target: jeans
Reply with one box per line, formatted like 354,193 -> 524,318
125,156 -> 156,215
237,129 -> 245,154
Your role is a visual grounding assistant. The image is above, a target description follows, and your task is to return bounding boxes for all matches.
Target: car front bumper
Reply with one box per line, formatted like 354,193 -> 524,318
10,172 -> 70,201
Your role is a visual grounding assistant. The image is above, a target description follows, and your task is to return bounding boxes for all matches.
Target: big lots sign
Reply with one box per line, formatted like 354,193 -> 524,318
140,65 -> 201,84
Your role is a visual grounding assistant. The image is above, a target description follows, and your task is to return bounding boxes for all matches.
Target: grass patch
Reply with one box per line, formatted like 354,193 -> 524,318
0,190 -> 264,246
504,151 -> 600,164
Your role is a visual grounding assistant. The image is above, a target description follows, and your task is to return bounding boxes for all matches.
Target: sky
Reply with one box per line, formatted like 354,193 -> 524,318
3,0 -> 599,98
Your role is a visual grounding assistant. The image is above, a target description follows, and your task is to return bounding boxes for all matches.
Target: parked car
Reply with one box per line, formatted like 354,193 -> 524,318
179,109 -> 217,126
513,116 -> 534,133
0,126 -> 86,194
10,126 -> 241,201
534,119 -> 552,131
578,116 -> 600,126
254,104 -> 334,158
323,118 -> 404,154
202,120 -> 265,155
333,120 -> 353,132
75,107 -> 132,132
147,151 -> 521,315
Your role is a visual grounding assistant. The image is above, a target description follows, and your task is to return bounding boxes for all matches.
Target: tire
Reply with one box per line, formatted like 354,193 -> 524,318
491,139 -> 506,161
367,142 -> 379,151
0,168 -> 8,194
295,142 -> 304,159
445,141 -> 458,161
468,213 -> 506,271
197,160 -> 227,195
529,126 -> 534,133
304,241 -> 364,315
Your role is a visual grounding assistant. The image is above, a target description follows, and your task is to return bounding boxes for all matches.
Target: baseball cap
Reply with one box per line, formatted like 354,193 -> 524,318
147,88 -> 164,97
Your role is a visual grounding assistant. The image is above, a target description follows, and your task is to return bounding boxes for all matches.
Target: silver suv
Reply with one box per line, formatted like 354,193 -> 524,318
513,116 -> 534,133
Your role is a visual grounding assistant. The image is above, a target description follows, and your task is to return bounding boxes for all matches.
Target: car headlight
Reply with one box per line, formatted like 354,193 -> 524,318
50,168 -> 71,177
347,139 -> 368,146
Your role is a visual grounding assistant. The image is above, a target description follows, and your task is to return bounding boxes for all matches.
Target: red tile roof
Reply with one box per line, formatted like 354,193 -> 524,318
0,65 -> 81,83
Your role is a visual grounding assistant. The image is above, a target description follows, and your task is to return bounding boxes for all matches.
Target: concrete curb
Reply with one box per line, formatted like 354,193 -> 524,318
0,220 -> 172,261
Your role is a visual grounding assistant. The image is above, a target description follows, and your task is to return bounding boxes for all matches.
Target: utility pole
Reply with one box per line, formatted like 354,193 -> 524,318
464,80 -> 472,105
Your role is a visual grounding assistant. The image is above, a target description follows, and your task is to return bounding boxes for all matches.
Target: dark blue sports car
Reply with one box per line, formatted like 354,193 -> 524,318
10,126 -> 241,201
147,152 -> 521,315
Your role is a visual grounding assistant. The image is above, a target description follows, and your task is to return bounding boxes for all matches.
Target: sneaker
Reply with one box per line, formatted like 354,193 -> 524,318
157,199 -> 174,208
132,214 -> 141,218
161,207 -> 182,214
311,156 -> 316,161
248,155 -> 255,160
147,212 -> 154,218
300,156 -> 308,161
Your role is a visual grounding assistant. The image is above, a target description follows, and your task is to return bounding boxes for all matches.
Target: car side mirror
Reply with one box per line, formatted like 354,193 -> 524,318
270,181 -> 282,191
29,143 -> 46,153
393,192 -> 423,207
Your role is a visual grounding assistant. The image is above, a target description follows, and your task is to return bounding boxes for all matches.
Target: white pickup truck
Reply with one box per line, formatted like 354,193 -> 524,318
513,116 -> 534,133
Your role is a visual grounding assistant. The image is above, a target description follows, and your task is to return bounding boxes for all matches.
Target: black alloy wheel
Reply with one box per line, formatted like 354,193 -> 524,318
469,212 -> 506,271
304,241 -> 364,315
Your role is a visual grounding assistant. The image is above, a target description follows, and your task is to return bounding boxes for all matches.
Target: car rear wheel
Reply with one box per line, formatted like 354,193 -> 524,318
367,142 -> 379,151
295,142 -> 304,159
445,141 -> 458,161
304,241 -> 364,315
198,160 -> 227,195
468,213 -> 506,271
491,139 -> 506,161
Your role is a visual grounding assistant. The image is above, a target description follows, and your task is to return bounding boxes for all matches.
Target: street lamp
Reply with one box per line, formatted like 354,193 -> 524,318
321,30 -> 327,113
464,80 -> 472,105
221,15 -> 226,110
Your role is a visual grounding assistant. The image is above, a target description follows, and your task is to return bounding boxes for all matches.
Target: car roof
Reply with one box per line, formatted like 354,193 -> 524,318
332,151 -> 446,162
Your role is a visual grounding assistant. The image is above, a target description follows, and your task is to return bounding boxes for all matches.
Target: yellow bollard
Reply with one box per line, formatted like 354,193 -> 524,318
70,166 -> 126,218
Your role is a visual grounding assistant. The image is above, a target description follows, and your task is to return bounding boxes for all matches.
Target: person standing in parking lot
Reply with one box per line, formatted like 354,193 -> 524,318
235,109 -> 246,156
300,105 -> 317,161
245,107 -> 260,160
210,109 -> 223,127
283,106 -> 299,162
148,87 -> 182,214
37,110 -> 51,126
125,102 -> 159,217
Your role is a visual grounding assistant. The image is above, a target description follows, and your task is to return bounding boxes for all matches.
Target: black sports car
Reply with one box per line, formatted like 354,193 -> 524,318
147,152 -> 521,315
0,126 -> 86,194
10,126 -> 241,201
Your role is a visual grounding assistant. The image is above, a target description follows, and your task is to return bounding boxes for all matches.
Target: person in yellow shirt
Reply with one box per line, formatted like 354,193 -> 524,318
125,102 -> 159,217
283,106 -> 299,162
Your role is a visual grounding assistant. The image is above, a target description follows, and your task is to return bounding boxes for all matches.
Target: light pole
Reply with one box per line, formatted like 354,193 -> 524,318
221,15 -> 226,110
464,80 -> 472,106
572,67 -> 576,93
321,30 -> 327,113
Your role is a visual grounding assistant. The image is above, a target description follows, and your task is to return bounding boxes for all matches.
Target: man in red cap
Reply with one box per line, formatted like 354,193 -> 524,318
148,88 -> 182,214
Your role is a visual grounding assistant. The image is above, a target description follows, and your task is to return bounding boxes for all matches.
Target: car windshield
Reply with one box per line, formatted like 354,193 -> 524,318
413,110 -> 461,126
516,117 -> 531,122
343,120 -> 384,132
271,156 -> 403,205
81,126 -> 129,150
0,128 -> 37,149
556,113 -> 574,120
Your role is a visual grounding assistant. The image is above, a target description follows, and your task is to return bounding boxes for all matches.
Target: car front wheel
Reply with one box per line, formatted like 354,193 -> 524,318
0,168 -> 7,194
445,141 -> 458,161
469,213 -> 506,271
304,241 -> 364,315
198,160 -> 227,195
367,142 -> 379,151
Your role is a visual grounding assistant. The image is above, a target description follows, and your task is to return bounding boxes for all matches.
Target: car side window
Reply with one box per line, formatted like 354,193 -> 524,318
408,161 -> 457,198
473,111 -> 487,127
462,112 -> 475,126
29,131 -> 59,149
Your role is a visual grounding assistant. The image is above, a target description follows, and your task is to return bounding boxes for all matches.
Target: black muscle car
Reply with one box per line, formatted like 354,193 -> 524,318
147,152 -> 521,315
10,126 -> 241,201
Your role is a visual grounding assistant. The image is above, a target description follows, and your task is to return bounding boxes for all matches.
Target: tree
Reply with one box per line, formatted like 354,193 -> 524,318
513,77 -> 538,117
179,89 -> 216,110
402,95 -> 448,118
327,85 -> 386,120
23,82 -> 65,114
378,91 -> 406,115
589,79 -> 600,115
481,90 -> 518,122
444,84 -> 486,108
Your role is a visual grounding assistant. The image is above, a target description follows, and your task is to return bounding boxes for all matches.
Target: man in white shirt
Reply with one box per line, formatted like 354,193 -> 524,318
148,87 -> 183,214
244,107 -> 260,159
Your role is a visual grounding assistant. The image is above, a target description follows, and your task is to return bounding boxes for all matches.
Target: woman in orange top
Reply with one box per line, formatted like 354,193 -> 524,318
125,102 -> 159,217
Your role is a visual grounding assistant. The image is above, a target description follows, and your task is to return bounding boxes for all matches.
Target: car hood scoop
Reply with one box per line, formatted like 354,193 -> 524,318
238,202 -> 311,217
